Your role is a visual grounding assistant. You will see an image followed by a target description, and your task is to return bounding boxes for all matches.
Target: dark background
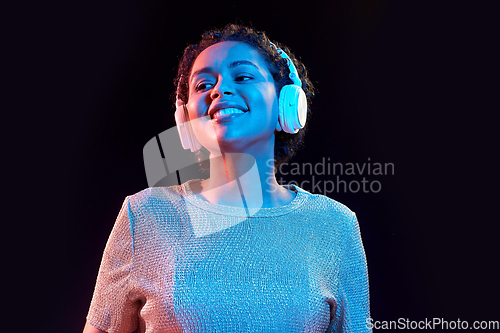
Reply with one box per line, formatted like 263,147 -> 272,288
9,0 -> 498,332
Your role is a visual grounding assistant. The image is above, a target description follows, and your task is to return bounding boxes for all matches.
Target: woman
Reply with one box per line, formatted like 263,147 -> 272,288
84,24 -> 370,333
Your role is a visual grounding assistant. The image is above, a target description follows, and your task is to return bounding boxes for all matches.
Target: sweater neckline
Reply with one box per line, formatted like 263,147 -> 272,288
179,179 -> 309,218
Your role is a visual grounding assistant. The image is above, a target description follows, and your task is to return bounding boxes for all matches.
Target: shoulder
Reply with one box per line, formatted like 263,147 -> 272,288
291,184 -> 357,229
127,185 -> 182,206
292,184 -> 355,218
118,185 -> 188,240
121,185 -> 186,220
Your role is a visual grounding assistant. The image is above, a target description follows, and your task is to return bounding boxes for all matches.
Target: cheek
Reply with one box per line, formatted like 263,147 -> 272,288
186,96 -> 217,149
261,85 -> 279,119
264,82 -> 278,102
251,84 -> 278,113
187,96 -> 207,119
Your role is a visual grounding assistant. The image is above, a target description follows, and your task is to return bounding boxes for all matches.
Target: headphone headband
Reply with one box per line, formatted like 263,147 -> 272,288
175,75 -> 184,107
269,42 -> 302,88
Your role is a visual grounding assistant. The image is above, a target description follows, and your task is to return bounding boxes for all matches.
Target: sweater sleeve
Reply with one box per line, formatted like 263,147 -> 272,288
86,196 -> 140,333
331,212 -> 371,332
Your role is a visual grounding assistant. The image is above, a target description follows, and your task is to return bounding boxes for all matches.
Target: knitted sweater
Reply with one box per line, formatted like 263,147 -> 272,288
87,179 -> 371,332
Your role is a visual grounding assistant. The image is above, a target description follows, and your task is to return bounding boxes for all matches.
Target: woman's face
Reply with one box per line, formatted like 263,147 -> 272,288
187,41 -> 280,155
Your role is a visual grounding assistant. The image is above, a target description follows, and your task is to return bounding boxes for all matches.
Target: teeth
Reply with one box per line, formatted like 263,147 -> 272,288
213,108 -> 245,119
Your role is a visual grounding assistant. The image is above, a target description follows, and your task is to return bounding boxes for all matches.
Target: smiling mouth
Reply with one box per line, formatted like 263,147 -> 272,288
211,108 -> 247,120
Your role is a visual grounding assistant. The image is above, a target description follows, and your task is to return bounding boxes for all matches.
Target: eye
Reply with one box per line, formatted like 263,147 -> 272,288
235,75 -> 253,82
195,81 -> 214,91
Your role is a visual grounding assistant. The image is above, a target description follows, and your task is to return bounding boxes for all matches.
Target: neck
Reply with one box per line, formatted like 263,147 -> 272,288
198,150 -> 292,208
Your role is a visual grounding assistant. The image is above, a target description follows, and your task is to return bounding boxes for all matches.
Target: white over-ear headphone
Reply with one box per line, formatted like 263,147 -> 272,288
269,42 -> 308,135
174,43 -> 307,152
174,96 -> 203,152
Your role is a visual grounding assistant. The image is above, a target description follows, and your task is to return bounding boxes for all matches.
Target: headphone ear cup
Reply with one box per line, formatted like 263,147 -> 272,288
278,85 -> 308,134
174,104 -> 202,152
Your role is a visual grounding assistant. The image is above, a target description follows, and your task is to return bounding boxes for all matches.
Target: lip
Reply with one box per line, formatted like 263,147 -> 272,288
208,103 -> 248,119
211,111 -> 246,123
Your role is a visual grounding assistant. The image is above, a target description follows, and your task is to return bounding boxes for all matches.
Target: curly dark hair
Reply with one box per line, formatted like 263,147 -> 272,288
173,24 -> 315,174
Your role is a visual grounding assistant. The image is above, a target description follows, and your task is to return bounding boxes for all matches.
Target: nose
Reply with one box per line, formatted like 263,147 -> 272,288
210,77 -> 234,100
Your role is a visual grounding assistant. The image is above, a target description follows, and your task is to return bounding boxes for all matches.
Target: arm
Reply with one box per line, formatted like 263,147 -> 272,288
85,196 -> 140,332
335,213 -> 371,332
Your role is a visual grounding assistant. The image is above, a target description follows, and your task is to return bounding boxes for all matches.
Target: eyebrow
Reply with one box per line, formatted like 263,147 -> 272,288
228,60 -> 259,70
190,60 -> 260,83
